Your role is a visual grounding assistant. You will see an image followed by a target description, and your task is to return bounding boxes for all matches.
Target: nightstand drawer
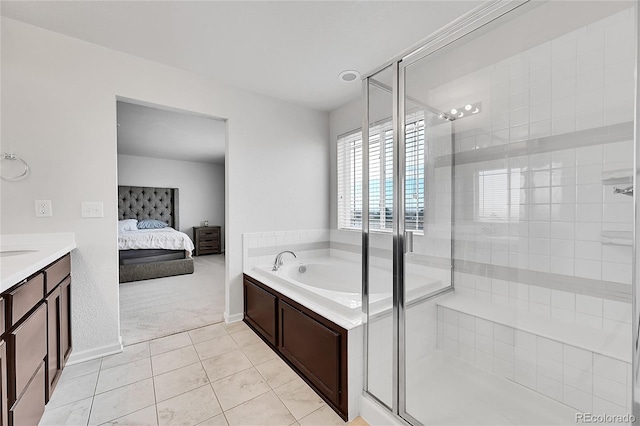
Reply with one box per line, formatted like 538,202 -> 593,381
199,231 -> 217,238
199,241 -> 220,249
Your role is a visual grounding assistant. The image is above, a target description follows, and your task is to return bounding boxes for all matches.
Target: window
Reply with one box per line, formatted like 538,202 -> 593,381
337,113 -> 425,231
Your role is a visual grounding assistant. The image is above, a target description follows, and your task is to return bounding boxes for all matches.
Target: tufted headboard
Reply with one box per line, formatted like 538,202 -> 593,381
118,186 -> 180,230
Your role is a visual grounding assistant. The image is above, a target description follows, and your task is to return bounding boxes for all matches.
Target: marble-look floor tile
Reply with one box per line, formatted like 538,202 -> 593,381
189,323 -> 228,344
229,329 -> 262,348
349,417 -> 369,426
100,405 -> 158,426
101,342 -> 150,370
196,413 -> 229,426
40,396 -> 93,426
224,391 -> 296,426
241,341 -> 278,365
223,321 -> 249,334
149,332 -> 193,356
95,357 -> 152,394
255,357 -> 299,389
194,334 -> 239,360
154,362 -> 210,402
47,372 -> 98,409
201,349 -> 252,382
151,345 -> 200,376
157,384 -> 222,426
211,367 -> 271,410
274,377 -> 325,420
89,379 -> 155,425
299,405 -> 346,426
59,359 -> 102,382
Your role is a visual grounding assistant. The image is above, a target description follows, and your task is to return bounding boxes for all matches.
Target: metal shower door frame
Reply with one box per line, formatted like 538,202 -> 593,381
361,1 -> 540,425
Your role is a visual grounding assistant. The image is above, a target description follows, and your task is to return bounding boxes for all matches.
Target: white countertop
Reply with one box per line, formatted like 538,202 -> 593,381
0,233 -> 76,292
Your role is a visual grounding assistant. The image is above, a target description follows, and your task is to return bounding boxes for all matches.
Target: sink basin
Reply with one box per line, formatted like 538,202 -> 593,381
0,250 -> 38,257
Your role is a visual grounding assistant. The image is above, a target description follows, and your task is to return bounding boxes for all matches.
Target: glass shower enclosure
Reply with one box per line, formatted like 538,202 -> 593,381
362,1 -> 638,424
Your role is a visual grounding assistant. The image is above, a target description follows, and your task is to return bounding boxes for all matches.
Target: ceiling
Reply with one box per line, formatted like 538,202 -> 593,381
117,101 -> 226,164
1,1 -> 483,112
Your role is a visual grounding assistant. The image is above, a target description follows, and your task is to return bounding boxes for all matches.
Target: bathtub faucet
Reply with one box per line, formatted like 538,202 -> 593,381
272,251 -> 297,271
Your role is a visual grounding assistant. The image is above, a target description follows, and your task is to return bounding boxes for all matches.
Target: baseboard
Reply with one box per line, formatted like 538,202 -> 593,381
224,311 -> 244,324
66,337 -> 124,366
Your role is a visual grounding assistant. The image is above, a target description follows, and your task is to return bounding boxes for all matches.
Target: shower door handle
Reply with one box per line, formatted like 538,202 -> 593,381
405,231 -> 414,253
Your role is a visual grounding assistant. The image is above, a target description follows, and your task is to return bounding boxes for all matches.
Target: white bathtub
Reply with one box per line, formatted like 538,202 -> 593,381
250,256 -> 448,324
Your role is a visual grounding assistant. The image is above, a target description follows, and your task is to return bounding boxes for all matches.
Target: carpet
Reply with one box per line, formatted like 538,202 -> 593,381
119,254 -> 226,345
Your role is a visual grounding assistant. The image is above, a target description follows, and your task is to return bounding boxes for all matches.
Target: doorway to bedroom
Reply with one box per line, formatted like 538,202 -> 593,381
115,99 -> 227,345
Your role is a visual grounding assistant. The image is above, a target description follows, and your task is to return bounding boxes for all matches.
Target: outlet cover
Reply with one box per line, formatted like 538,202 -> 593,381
82,202 -> 104,218
35,200 -> 52,217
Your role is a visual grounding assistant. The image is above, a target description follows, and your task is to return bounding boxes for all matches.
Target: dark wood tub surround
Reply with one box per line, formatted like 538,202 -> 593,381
1,253 -> 72,426
243,274 -> 348,421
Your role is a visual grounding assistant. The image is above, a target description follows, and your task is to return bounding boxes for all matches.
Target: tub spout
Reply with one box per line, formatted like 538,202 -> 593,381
272,250 -> 297,271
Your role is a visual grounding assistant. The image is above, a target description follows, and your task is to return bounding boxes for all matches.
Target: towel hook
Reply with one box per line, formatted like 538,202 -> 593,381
0,153 -> 30,181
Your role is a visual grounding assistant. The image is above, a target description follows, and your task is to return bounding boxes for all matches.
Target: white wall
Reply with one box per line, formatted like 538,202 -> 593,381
117,154 -> 225,247
1,18 -> 329,360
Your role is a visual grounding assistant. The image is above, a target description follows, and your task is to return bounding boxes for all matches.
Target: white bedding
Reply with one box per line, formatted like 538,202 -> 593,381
118,228 -> 195,256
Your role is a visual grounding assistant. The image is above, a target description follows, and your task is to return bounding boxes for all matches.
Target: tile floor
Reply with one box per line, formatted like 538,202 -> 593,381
40,321 -> 365,426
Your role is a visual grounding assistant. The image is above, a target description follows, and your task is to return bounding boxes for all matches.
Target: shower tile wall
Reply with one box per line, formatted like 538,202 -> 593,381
434,8 -> 636,334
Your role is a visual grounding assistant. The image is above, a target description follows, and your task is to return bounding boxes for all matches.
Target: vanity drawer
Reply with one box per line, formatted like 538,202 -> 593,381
9,361 -> 45,426
8,303 -> 46,405
44,254 -> 70,294
6,273 -> 44,328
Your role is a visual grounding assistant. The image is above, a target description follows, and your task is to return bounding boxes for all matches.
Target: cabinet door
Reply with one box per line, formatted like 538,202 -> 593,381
8,362 -> 45,426
45,286 -> 61,403
8,303 -> 46,406
60,277 -> 72,365
278,301 -> 342,406
243,277 -> 277,346
0,341 -> 7,426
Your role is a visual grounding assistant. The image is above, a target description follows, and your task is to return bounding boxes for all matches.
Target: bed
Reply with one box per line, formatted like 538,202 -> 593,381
118,186 -> 195,283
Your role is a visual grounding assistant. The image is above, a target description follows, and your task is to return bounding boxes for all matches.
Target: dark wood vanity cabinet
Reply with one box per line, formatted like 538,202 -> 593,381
0,341 -> 8,426
2,253 -> 72,426
243,274 -> 348,420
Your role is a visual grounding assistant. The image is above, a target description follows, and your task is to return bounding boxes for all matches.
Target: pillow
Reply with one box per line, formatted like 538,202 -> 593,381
137,219 -> 169,229
118,219 -> 138,232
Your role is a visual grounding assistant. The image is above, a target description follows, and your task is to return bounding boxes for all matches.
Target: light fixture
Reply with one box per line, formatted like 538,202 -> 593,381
441,102 -> 482,121
339,70 -> 361,83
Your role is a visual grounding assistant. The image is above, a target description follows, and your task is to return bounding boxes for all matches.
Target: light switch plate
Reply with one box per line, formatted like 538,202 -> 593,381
35,200 -> 52,217
82,202 -> 104,218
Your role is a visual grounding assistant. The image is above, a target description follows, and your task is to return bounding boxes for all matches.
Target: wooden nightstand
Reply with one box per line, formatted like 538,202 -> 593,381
193,226 -> 221,256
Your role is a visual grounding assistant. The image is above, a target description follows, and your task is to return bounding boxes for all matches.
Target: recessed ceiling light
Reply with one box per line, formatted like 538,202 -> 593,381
339,70 -> 360,83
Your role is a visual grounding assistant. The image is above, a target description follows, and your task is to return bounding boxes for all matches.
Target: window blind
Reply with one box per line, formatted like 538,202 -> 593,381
337,112 -> 425,231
